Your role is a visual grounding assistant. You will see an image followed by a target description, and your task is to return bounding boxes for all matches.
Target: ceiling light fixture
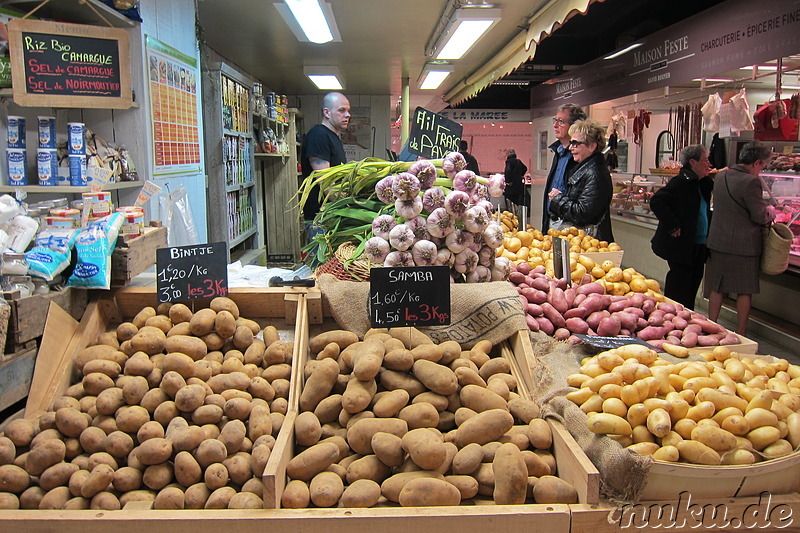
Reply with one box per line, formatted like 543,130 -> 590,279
419,63 -> 454,90
304,66 -> 344,90
781,85 -> 800,90
692,78 -> 734,82
275,0 -> 340,44
604,43 -> 643,60
739,65 -> 779,71
430,7 -> 501,60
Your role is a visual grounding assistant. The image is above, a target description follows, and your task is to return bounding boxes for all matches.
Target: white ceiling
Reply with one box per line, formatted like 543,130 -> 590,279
195,0 -> 545,111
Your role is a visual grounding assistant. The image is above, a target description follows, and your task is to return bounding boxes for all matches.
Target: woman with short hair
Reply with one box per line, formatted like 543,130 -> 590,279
704,141 -> 775,335
547,119 -> 614,242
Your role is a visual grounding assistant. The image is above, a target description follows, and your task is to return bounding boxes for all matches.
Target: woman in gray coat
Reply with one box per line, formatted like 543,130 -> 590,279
704,141 -> 775,335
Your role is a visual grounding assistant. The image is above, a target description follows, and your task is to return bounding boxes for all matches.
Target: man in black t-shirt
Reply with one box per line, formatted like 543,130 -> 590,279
301,92 -> 350,220
459,140 -> 480,175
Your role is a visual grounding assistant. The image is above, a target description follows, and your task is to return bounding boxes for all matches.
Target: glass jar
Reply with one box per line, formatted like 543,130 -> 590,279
4,275 -> 34,297
1,251 -> 29,275
31,277 -> 49,295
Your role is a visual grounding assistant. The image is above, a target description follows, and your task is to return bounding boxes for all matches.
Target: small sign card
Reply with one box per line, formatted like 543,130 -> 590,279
369,266 -> 451,328
156,242 -> 228,303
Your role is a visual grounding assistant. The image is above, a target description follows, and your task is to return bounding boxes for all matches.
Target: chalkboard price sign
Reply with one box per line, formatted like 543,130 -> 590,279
156,242 -> 228,303
407,107 -> 463,160
8,18 -> 132,109
369,266 -> 451,328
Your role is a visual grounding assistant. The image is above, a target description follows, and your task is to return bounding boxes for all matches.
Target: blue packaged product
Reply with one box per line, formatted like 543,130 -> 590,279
37,149 -> 58,186
7,116 -> 25,148
69,154 -> 87,186
68,122 -> 85,155
7,149 -> 27,186
67,213 -> 122,289
38,116 -> 56,149
26,227 -> 79,281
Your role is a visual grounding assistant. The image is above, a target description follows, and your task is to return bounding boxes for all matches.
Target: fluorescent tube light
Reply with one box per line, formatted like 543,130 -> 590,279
781,85 -> 800,90
604,43 -> 643,60
692,78 -> 734,82
419,63 -> 454,90
304,66 -> 344,90
434,8 -> 501,60
275,1 -> 340,44
739,65 -> 779,70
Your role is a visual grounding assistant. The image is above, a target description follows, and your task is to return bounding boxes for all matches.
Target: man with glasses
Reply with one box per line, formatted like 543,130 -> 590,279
541,103 -> 587,232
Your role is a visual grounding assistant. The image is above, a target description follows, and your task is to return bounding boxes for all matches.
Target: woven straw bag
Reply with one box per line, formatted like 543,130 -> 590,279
314,242 -> 376,281
761,223 -> 793,275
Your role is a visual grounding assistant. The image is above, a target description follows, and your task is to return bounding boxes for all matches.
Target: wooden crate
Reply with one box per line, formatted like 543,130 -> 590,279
0,344 -> 37,412
2,287 -> 88,353
111,225 -> 168,284
660,297 -> 759,355
24,286 -> 305,418
261,298 -> 599,510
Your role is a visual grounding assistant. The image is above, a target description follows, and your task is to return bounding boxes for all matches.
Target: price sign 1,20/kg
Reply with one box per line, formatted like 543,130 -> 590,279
369,266 -> 451,328
156,242 -> 228,303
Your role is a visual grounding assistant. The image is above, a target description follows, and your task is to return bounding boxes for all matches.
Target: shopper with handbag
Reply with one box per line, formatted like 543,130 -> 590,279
704,141 -> 775,335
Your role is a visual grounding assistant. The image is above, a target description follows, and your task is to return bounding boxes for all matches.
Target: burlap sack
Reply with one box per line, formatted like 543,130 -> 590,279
317,273 -> 527,348
527,333 -> 652,504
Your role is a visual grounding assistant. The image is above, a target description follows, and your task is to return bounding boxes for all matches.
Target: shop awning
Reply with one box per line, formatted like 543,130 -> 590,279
444,0 -> 603,106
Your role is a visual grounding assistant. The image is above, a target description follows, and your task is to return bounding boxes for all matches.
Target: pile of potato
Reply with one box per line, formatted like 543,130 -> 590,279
282,327 -> 578,508
0,297 -> 291,510
567,344 -> 800,465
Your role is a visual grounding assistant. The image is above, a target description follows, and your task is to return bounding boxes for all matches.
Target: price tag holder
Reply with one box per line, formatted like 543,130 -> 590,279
369,266 -> 451,328
156,242 -> 228,303
574,334 -> 656,351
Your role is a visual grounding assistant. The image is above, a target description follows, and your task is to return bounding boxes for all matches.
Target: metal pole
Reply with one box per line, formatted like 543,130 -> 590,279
401,77 -> 410,145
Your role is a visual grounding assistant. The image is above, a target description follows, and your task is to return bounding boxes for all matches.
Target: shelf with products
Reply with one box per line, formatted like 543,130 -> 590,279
609,171 -> 670,224
202,61 -> 261,256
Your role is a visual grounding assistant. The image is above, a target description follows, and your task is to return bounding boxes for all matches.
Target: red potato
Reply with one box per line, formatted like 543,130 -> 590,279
642,299 -> 656,315
508,272 -> 526,285
565,318 -> 589,335
636,318 -> 649,331
516,262 -> 531,275
536,318 -> 555,336
607,300 -> 628,313
563,288 -> 576,309
677,310 -> 692,321
647,312 -> 665,327
691,319 -> 725,335
530,278 -> 550,292
532,266 -> 546,275
720,333 -> 740,345
597,316 -> 621,337
657,302 -> 677,314
581,295 -> 606,316
620,329 -> 631,337
523,276 -> 535,287
525,315 -> 540,332
697,335 -> 721,347
666,335 -> 681,345
573,294 -> 587,307
518,296 -> 528,310
564,308 -> 587,320
684,324 -> 703,335
526,304 -> 544,317
554,328 -> 571,340
628,293 -> 646,308
672,316 -> 689,330
587,311 -> 610,331
637,326 -> 666,341
540,303 -> 566,329
576,282 -> 604,296
666,330 -> 684,339
681,331 -> 699,348
648,339 -> 667,349
519,289 -> 538,304
623,307 -> 645,319
554,278 -> 568,290
550,288 -> 569,314
662,320 -> 674,332
613,312 -> 638,332
663,313 -> 675,321
609,295 -> 627,303
530,291 -> 548,304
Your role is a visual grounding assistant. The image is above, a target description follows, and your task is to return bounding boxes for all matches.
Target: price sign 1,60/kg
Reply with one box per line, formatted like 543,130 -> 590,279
156,242 -> 228,303
369,266 -> 450,328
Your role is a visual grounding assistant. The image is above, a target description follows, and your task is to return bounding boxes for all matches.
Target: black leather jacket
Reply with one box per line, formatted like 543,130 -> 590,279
650,167 -> 713,265
549,152 -> 614,242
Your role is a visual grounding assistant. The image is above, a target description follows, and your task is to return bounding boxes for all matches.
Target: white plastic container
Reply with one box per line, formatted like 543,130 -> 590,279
7,214 -> 39,252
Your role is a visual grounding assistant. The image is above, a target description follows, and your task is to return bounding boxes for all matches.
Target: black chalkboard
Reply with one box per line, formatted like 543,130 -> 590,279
156,242 -> 229,303
574,334 -> 657,351
369,266 -> 451,327
8,19 -> 132,109
407,107 -> 463,160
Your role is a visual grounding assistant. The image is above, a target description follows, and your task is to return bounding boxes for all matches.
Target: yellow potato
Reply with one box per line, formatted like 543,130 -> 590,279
676,440 -> 721,465
586,413 -> 632,436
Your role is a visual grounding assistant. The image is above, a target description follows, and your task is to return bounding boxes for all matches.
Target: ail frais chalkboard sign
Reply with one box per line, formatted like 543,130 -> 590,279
8,18 -> 132,109
406,106 -> 462,160
369,266 -> 451,328
156,242 -> 228,303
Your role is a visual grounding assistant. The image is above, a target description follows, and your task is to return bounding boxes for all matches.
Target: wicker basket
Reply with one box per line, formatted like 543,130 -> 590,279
315,242 -> 376,281
761,222 -> 793,275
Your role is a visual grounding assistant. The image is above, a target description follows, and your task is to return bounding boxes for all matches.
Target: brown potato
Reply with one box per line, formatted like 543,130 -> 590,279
112,466 -> 143,492
81,463 -> 115,498
168,303 -> 193,324
398,477 -> 460,507
91,491 -> 121,510
143,463 -> 173,490
0,464 -> 30,493
281,479 -> 310,509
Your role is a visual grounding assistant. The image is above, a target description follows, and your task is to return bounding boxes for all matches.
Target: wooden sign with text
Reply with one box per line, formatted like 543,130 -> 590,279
8,18 -> 132,109
156,242 -> 228,303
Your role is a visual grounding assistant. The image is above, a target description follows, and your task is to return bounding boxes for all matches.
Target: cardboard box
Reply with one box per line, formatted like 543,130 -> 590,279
0,344 -> 36,411
111,225 -> 168,284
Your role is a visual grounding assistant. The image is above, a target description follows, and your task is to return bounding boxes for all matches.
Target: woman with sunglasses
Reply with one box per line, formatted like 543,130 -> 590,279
546,119 -> 614,242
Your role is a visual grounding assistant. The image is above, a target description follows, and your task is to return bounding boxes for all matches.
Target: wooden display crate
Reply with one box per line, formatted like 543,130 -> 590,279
24,286 -> 305,418
111,225 -> 168,285
0,344 -> 37,412
2,286 -> 88,353
661,297 -> 759,355
262,294 -> 599,510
